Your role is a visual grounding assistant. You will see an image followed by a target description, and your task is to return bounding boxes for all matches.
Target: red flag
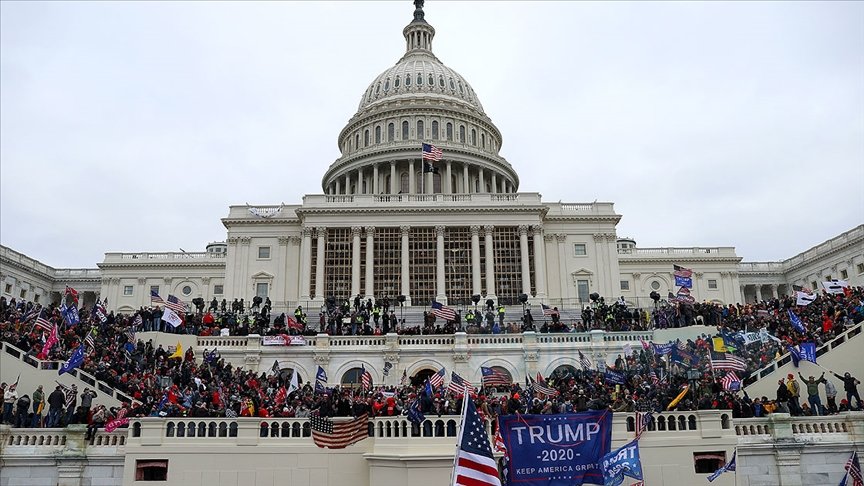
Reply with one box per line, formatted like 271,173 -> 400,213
38,324 -> 59,360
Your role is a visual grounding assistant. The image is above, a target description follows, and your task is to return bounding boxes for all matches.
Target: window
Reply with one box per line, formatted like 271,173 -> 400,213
651,281 -> 661,290
404,74 -> 411,87
375,126 -> 381,144
258,246 -> 271,259
811,281 -> 818,290
256,282 -> 269,298
394,76 -> 400,88
354,134 -> 359,150
431,121 -> 439,140
446,122 -> 453,141
576,280 -> 590,303
123,285 -> 134,296
4,283 -> 11,294
693,452 -> 726,474
840,269 -> 848,279
826,275 -> 832,281
19,289 -> 26,299
213,285 -> 223,295
387,123 -> 394,142
181,285 -> 192,296
708,279 -> 718,289
33,294 -> 40,303
383,78 -> 390,91
481,133 -> 486,148
150,285 -> 159,296
417,120 -> 424,140
574,243 -> 587,256
135,460 -> 168,481
459,125 -> 465,143
620,281 -> 630,291
858,263 -> 864,274
402,121 -> 409,139
364,129 -> 369,147
471,128 -> 476,145
428,74 -> 433,86
416,73 -> 422,85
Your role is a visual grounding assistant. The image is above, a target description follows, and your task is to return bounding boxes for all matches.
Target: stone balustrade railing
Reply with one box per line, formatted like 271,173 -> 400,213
733,412 -> 864,442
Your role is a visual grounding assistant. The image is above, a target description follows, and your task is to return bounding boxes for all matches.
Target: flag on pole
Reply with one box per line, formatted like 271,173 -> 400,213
315,366 -> 328,394
788,309 -> 805,333
150,290 -> 165,305
60,303 -> 80,326
541,304 -> 559,317
83,326 -> 97,350
310,413 -> 369,449
431,301 -> 456,321
407,399 -> 425,425
288,369 -> 300,396
842,450 -> 862,486
65,286 -> 79,303
34,309 -> 52,333
169,342 -> 184,360
480,367 -> 510,386
165,295 -> 186,314
452,396 -> 502,486
360,366 -> 372,391
707,450 -> 737,482
799,342 -> 817,364
720,371 -> 742,391
400,369 -> 408,386
162,307 -> 183,328
795,291 -> 816,306
59,344 -> 86,375
383,361 -> 393,377
421,142 -> 443,161
429,367 -> 446,389
822,280 -> 849,295
578,350 -> 592,371
37,324 -> 59,360
667,384 -> 690,410
709,352 -> 747,372
673,264 -> 693,278
449,372 -> 474,396
93,299 -> 108,323
635,411 -> 654,439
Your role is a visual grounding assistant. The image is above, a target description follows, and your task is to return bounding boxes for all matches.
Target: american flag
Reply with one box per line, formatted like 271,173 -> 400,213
673,264 -> 692,278
578,350 -> 592,371
310,413 -> 369,449
449,371 -> 474,396
493,421 -> 506,453
150,290 -> 165,305
131,314 -> 142,330
360,367 -> 372,391
431,301 -> 456,321
480,367 -> 510,387
400,369 -> 408,386
844,451 -> 862,486
421,142 -> 443,161
532,381 -> 559,397
648,370 -> 659,385
635,411 -> 654,439
34,309 -> 53,332
720,371 -> 742,392
429,367 -> 446,389
84,326 -> 97,350
710,352 -> 747,372
453,397 -> 501,486
541,304 -> 559,317
165,295 -> 186,314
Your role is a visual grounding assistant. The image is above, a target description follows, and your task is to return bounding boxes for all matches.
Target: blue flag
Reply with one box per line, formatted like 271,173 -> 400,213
604,371 -> 626,385
407,399 -> 425,425
60,303 -> 79,326
59,345 -> 86,375
788,345 -> 802,367
788,309 -> 805,333
799,342 -> 817,364
707,450 -> 736,482
674,275 -> 692,288
653,342 -> 674,355
315,366 -> 327,394
424,379 -> 433,398
601,439 -> 643,486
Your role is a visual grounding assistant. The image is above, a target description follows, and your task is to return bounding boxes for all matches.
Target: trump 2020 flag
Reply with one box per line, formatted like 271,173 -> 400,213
601,439 -> 643,486
788,309 -> 805,334
799,343 -> 817,364
59,345 -> 86,375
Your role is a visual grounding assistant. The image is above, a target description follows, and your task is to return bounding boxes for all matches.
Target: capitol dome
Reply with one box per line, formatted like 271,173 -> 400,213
321,2 -> 518,196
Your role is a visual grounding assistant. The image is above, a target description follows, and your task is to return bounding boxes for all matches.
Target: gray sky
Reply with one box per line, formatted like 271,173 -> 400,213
2,1 -> 862,269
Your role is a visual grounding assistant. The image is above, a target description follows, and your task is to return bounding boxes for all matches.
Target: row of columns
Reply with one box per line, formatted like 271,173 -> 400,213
298,225 -> 547,304
741,283 -> 783,303
326,160 -> 514,196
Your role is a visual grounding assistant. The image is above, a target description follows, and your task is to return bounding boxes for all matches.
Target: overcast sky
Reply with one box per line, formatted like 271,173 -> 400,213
1,1 -> 862,269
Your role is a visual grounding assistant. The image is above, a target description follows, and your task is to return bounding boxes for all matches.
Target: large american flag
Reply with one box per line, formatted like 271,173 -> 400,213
429,367 -> 446,389
431,301 -> 456,321
34,309 -> 53,333
710,352 -> 747,372
421,142 -> 443,161
165,295 -> 186,314
541,304 -> 559,317
844,450 -> 862,486
720,371 -> 742,392
360,367 -> 373,391
150,290 -> 165,305
310,413 -> 369,449
449,371 -> 474,396
453,397 -> 501,486
480,367 -> 510,387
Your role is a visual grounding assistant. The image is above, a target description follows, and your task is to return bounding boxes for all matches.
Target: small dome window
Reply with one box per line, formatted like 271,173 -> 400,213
449,78 -> 455,90
417,73 -> 423,85
394,77 -> 400,88
458,81 -> 463,94
439,75 -> 445,88
428,74 -> 435,86
375,83 -> 381,95
405,74 -> 411,87
384,79 -> 390,91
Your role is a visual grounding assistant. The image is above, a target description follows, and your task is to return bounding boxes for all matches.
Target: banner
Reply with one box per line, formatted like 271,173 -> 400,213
262,335 -> 307,346
799,342 -> 817,364
821,280 -> 849,295
600,439 -> 643,486
652,342 -> 674,355
674,275 -> 692,288
500,411 -> 612,486
604,371 -> 626,385
796,291 -> 816,306
712,337 -> 727,353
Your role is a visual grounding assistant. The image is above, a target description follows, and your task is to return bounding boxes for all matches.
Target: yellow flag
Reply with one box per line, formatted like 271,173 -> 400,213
169,341 -> 183,360
667,384 -> 690,410
712,337 -> 727,353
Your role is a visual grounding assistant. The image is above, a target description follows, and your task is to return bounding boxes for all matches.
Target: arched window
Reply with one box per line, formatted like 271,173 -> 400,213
385,175 -> 391,194
394,76 -> 400,89
417,73 -> 423,85
474,178 -> 480,192
375,126 -> 381,144
400,172 -> 409,193
417,120 -> 424,140
459,125 -> 465,143
355,134 -> 360,150
446,123 -> 453,141
405,74 -> 411,87
439,75 -> 445,88
384,78 -> 390,92
387,123 -> 395,142
428,74 -> 434,86
341,367 -> 368,388
431,121 -> 439,140
481,133 -> 485,149
471,129 -> 477,146
402,121 -> 409,140
364,129 -> 370,147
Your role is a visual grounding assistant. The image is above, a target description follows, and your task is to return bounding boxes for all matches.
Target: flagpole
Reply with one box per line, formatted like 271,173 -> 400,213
450,385 -> 471,486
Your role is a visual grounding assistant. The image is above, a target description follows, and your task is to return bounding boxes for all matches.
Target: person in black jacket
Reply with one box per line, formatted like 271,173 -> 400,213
46,386 -> 65,427
832,371 -> 862,410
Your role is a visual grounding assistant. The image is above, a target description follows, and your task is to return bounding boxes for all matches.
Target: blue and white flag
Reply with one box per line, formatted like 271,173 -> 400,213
60,303 -> 79,326
59,345 -> 86,375
674,275 -> 692,288
653,342 -> 675,355
314,366 -> 327,394
800,343 -> 817,364
601,439 -> 643,486
604,370 -> 626,385
407,400 -> 425,425
707,450 -> 736,482
788,345 -> 802,367
788,309 -> 805,334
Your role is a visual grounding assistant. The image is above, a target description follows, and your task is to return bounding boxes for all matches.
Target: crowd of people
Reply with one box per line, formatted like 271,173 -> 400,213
0,285 -> 861,435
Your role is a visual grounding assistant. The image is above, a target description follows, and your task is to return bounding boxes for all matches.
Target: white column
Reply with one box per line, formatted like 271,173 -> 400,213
335,179 -> 341,195
390,162 -> 396,194
519,225 -> 531,296
299,229 -> 312,300
556,234 -> 568,301
484,225 -> 497,300
470,225 -> 482,297
532,226 -> 547,299
491,173 -> 498,194
446,161 -> 453,194
409,161 -> 416,194
479,168 -> 486,193
436,225 -> 447,303
463,164 -> 470,193
315,228 -> 326,301
593,234 -> 607,297
400,226 -> 411,303
357,168 -> 364,194
351,226 -> 361,298
372,164 -> 379,195
365,227 -> 375,300
755,285 -> 763,303
277,236 -> 289,302
344,173 -> 350,194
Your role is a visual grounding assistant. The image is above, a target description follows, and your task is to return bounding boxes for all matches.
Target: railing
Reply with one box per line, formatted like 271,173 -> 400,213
743,322 -> 862,388
104,252 -> 226,261
329,336 -> 387,347
467,335 -> 523,345
1,341 -> 139,405
52,268 -> 101,279
198,336 -> 250,348
305,193 -> 544,207
1,428 -> 126,453
738,262 -> 787,273
617,247 -> 735,256
536,334 -> 590,344
734,412 -> 860,441
603,331 -> 653,342
397,335 -> 456,346
0,245 -> 56,277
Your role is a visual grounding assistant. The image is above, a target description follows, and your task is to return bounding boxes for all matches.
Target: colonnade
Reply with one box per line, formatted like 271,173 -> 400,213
325,160 -> 514,196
